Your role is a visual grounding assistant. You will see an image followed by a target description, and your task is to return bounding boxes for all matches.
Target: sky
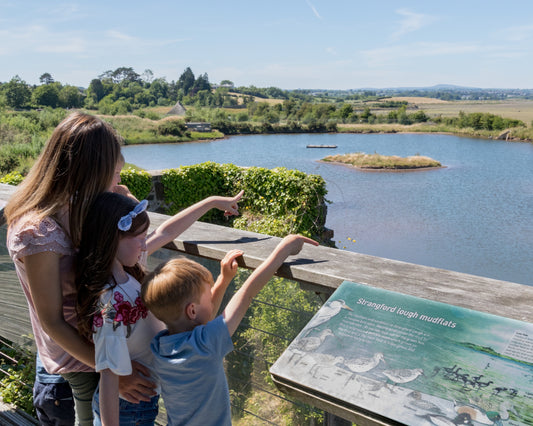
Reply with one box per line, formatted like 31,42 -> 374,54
1,0 -> 532,90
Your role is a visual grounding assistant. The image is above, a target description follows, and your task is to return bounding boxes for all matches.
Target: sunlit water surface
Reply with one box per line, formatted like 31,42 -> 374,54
123,133 -> 533,286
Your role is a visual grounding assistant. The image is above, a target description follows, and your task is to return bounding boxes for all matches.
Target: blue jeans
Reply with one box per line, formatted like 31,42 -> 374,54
33,380 -> 75,426
92,385 -> 159,426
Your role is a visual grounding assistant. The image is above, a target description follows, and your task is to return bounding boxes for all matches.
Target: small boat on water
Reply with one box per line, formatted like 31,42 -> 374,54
306,144 -> 337,148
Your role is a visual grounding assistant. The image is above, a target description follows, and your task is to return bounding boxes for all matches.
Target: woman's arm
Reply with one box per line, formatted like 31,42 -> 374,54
146,191 -> 244,255
25,251 -> 157,402
24,251 -> 95,367
99,369 -> 119,426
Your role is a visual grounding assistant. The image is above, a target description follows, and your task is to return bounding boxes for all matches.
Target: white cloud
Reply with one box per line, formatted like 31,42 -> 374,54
106,30 -> 137,42
0,23 -> 188,59
305,0 -> 322,20
499,25 -> 533,42
391,9 -> 435,39
0,25 -> 88,55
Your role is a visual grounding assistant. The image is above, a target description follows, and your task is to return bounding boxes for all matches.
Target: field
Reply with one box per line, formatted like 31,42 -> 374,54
388,97 -> 533,124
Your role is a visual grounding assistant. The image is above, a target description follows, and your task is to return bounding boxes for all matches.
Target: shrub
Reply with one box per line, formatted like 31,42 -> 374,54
0,170 -> 24,185
156,119 -> 187,136
119,167 -> 153,200
160,162 -> 328,240
0,340 -> 35,416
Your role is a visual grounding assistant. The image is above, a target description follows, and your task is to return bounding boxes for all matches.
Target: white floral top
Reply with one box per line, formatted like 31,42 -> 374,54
93,273 -> 164,386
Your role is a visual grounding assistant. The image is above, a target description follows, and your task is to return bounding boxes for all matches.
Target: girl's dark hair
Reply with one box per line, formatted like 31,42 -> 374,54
76,192 -> 149,340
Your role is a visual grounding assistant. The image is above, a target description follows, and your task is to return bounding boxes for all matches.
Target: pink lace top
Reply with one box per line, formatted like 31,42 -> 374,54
7,212 -> 93,374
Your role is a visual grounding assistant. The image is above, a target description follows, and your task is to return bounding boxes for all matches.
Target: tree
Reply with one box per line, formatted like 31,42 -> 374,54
191,73 -> 211,95
360,106 -> 373,123
32,83 -> 60,107
3,75 -> 31,108
142,69 -> 154,84
177,67 -> 195,95
338,103 -> 353,122
39,73 -> 54,85
149,78 -> 169,100
59,85 -> 83,108
99,67 -> 140,84
87,79 -> 105,103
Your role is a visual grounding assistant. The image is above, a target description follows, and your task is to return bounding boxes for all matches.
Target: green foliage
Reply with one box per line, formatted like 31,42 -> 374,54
32,83 -> 60,108
0,109 -> 66,175
161,162 -> 234,222
435,111 -> 525,130
0,151 -> 20,174
0,340 -> 36,416
160,162 -> 328,240
228,272 -> 324,425
0,170 -> 24,185
119,167 -> 153,200
2,75 -> 31,108
156,119 -> 188,136
133,109 -> 161,120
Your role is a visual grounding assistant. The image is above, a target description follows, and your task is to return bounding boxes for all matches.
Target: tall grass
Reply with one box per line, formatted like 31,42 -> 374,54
0,108 -> 66,174
323,152 -> 442,169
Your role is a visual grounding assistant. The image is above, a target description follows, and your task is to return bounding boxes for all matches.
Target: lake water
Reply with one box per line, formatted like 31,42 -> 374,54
122,133 -> 533,286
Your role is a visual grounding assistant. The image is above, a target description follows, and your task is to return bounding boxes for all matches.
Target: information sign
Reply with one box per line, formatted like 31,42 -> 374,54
270,281 -> 533,425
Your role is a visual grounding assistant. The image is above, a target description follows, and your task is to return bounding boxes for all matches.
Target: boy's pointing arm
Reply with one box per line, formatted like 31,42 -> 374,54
223,235 -> 318,336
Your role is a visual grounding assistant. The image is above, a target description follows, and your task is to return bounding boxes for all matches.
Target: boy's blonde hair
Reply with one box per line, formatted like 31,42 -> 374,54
142,258 -> 213,324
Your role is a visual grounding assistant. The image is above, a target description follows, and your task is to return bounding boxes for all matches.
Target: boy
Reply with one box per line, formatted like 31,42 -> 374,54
141,234 -> 318,425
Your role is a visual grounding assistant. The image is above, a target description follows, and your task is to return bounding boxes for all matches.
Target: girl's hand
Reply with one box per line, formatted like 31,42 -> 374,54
213,190 -> 244,217
220,249 -> 244,281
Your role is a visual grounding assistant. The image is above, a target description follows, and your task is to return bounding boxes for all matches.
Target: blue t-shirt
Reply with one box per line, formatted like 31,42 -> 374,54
151,315 -> 234,426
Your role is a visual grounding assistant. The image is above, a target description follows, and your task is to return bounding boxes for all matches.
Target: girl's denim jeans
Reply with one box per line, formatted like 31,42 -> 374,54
92,384 -> 159,426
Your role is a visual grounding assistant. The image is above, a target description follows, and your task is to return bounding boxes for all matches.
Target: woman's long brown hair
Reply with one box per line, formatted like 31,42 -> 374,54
4,112 -> 122,247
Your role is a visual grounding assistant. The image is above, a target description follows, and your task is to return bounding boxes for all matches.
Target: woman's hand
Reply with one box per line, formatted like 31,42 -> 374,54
118,361 -> 157,403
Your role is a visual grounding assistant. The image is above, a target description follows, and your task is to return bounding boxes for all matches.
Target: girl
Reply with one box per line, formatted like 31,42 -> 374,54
75,190 -> 243,425
5,112 -> 153,425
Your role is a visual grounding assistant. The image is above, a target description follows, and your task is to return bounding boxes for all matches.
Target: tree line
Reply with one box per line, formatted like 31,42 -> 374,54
0,67 -> 317,114
0,66 -> 527,138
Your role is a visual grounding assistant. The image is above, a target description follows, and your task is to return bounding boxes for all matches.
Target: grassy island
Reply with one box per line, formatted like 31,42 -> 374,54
322,152 -> 442,170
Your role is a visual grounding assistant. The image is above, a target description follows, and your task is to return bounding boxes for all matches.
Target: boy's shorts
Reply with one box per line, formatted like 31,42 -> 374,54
33,380 -> 75,426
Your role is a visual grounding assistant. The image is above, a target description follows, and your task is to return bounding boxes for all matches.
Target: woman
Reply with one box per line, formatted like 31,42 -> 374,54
5,112 -> 154,425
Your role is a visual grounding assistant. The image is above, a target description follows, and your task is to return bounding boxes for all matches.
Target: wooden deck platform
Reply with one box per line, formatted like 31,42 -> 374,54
0,400 -> 37,425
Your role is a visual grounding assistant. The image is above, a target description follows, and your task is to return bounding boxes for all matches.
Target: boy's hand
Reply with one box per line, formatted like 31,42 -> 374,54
220,249 -> 244,281
279,234 -> 319,256
213,190 -> 244,217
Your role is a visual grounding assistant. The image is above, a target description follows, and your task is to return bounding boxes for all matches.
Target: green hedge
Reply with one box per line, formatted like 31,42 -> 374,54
160,162 -> 328,239
118,167 -> 153,200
